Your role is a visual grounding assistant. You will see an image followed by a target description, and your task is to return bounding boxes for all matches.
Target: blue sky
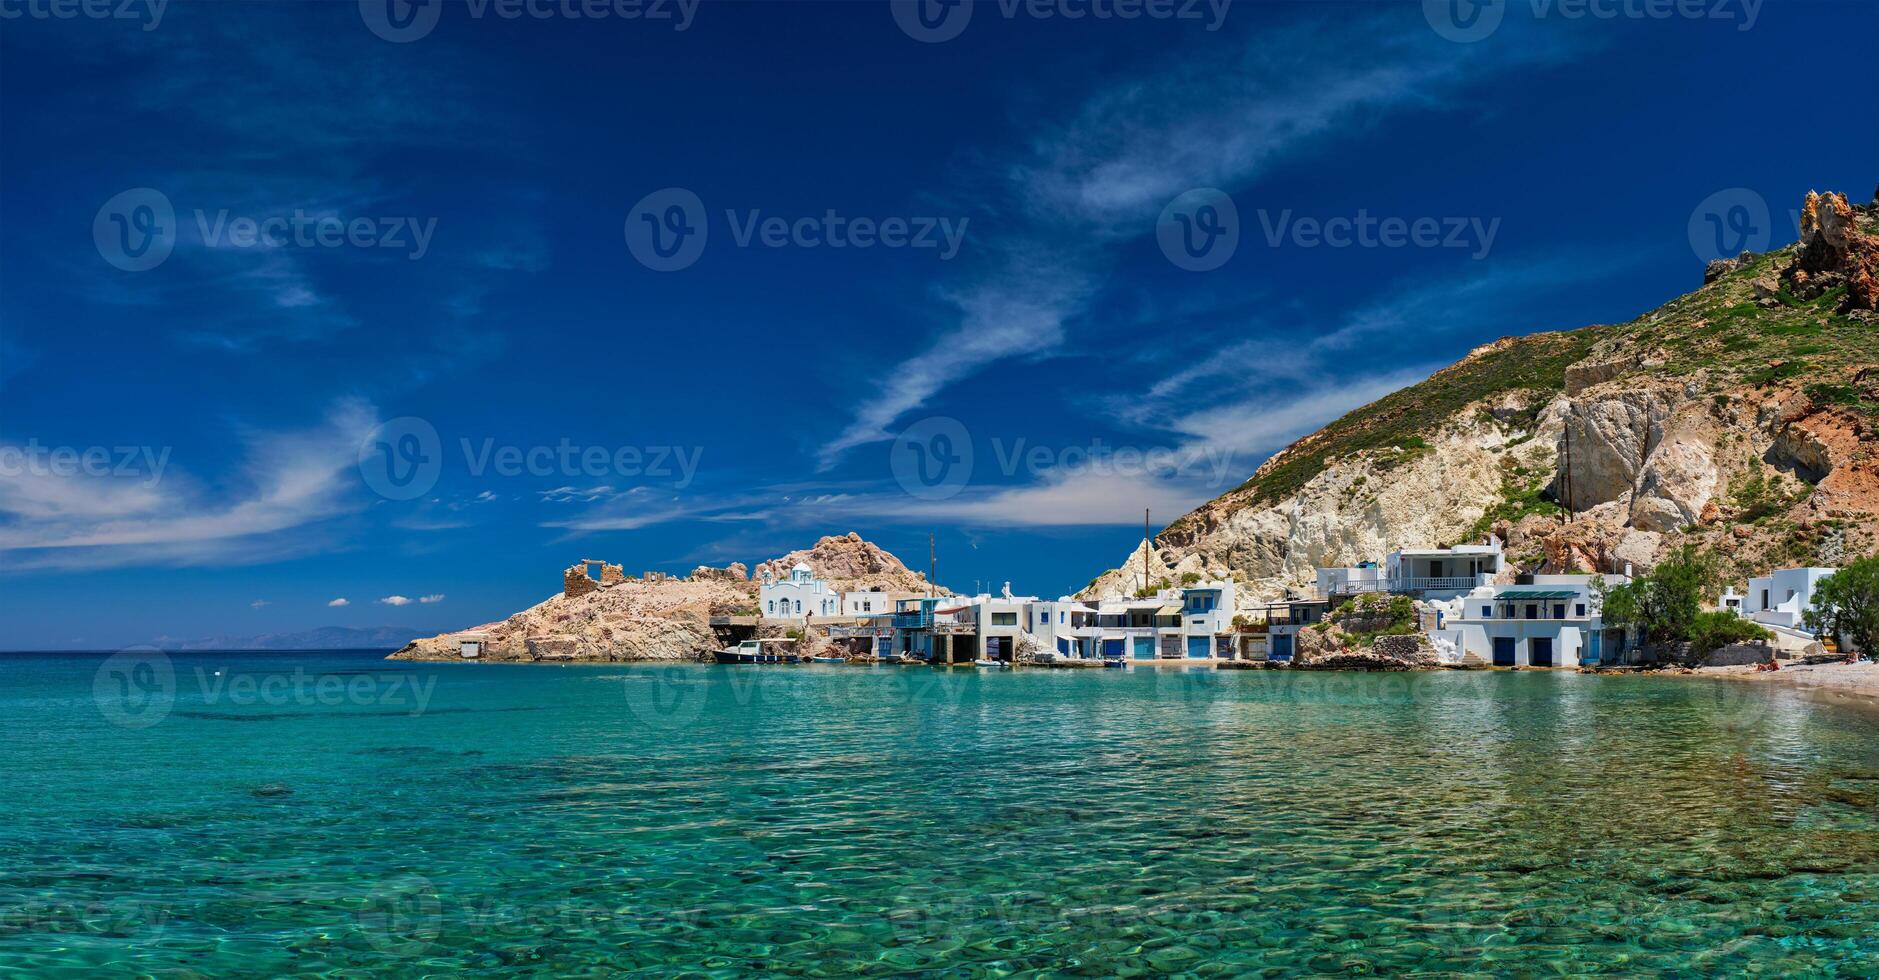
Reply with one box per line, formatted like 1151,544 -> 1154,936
1,0 -> 1874,648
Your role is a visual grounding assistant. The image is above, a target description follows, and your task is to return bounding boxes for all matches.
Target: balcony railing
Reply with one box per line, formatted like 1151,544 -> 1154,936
1329,575 -> 1486,595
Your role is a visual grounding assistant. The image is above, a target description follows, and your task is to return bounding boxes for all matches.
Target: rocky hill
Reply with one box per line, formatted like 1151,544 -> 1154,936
753,531 -> 946,594
389,533 -> 936,663
1089,188 -> 1879,608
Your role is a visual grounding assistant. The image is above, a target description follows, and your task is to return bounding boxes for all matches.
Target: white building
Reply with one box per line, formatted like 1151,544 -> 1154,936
840,589 -> 917,618
759,562 -> 838,621
1729,566 -> 1839,651
1431,573 -> 1625,667
963,585 -> 1038,662
1317,538 -> 1506,601
1081,580 -> 1239,661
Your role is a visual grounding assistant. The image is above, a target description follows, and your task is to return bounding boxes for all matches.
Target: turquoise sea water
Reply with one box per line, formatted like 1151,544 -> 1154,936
4,650 -> 1879,975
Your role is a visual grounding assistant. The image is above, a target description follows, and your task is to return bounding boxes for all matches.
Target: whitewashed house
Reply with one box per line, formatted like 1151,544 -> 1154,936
759,562 -> 838,621
1728,566 -> 1840,651
1430,573 -> 1626,667
1317,537 -> 1506,601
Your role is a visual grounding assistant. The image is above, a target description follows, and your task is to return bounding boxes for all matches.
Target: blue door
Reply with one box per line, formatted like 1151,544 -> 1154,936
1102,638 -> 1124,659
1582,632 -> 1601,666
1132,636 -> 1155,660
1186,636 -> 1211,659
1530,637 -> 1554,667
1492,637 -> 1517,667
1271,634 -> 1293,661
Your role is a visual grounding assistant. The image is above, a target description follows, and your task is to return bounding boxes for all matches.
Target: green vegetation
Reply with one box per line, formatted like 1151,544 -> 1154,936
1179,572 -> 1202,586
1598,546 -> 1769,662
1466,457 -> 1564,540
1323,594 -> 1419,646
1596,545 -> 1719,647
1688,610 -> 1772,657
1806,559 -> 1879,657
1727,465 -> 1807,523
1177,244 -> 1879,527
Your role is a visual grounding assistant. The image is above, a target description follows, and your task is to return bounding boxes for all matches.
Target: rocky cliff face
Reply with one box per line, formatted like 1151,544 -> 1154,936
1091,188 -> 1879,609
753,531 -> 945,594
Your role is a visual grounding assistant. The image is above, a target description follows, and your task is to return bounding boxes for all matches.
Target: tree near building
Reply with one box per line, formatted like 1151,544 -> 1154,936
1804,558 -> 1879,657
1595,545 -> 1722,650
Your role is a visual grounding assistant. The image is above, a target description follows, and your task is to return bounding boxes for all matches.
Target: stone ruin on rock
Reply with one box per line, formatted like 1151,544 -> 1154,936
563,558 -> 628,598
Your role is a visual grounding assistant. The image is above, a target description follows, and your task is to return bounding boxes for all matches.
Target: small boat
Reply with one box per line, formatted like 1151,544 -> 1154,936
973,658 -> 1010,669
1103,658 -> 1129,669
713,638 -> 798,664
810,655 -> 846,664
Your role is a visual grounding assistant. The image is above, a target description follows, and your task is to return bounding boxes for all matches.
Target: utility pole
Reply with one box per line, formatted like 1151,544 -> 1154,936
928,532 -> 935,598
1142,508 -> 1151,595
1562,422 -> 1574,519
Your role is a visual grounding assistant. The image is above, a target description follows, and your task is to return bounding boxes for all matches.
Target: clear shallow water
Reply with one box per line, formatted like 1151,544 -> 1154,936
3,651 -> 1878,975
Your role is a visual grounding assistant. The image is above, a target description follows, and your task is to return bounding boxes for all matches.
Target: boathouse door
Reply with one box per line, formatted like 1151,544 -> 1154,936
1530,637 -> 1554,668
1492,637 -> 1516,667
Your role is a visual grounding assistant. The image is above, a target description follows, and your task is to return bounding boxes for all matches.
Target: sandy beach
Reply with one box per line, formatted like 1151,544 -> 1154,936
1686,660 -> 1879,711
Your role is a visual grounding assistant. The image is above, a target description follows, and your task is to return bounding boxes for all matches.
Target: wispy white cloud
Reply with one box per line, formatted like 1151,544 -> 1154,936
418,594 -> 445,604
0,399 -> 379,571
814,13 -> 1584,467
250,599 -> 270,609
378,595 -> 413,607
328,597 -> 350,607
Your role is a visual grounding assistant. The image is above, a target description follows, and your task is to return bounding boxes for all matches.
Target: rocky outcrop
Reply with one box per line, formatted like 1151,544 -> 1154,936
1084,187 -> 1879,604
755,532 -> 943,593
690,562 -> 749,582
394,569 -> 755,663
1785,190 -> 1879,311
